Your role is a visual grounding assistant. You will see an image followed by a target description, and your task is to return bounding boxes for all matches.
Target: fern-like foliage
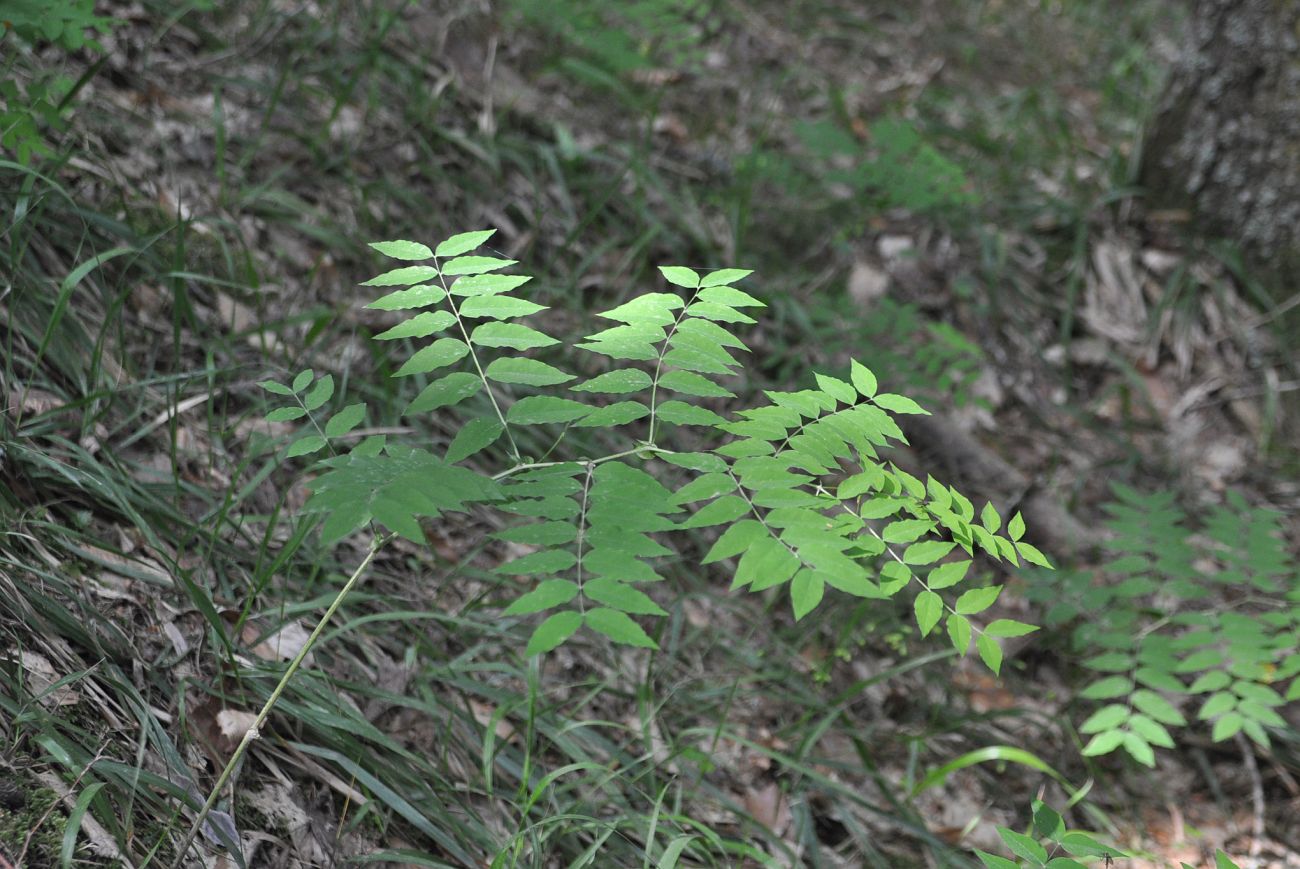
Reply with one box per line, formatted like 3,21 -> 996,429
262,230 -> 1048,667
1026,485 -> 1300,766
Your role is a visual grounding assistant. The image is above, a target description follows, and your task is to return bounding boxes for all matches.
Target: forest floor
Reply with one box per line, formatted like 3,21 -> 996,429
2,1 -> 1299,867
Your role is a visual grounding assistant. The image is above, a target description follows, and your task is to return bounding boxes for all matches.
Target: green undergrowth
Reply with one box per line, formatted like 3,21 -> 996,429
1026,485 -> 1300,767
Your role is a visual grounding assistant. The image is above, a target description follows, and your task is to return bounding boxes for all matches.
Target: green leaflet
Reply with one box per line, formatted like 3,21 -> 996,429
394,338 -> 470,377
405,372 -> 482,415
435,229 -> 495,257
503,579 -> 578,615
450,274 -> 533,296
486,357 -> 574,386
585,608 -> 657,649
459,295 -> 547,319
366,284 -> 446,310
470,322 -> 558,350
572,369 -> 653,394
584,578 -> 666,615
370,239 -> 433,260
507,396 -> 591,425
445,418 -> 504,463
374,310 -> 456,340
526,611 -> 583,655
362,265 -> 440,286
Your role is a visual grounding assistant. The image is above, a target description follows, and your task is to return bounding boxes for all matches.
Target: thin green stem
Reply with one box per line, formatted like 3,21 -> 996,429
167,534 -> 389,869
435,263 -> 521,462
491,444 -> 671,482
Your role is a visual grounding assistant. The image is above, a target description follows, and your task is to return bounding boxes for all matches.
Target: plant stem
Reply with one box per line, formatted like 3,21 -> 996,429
168,534 -> 389,869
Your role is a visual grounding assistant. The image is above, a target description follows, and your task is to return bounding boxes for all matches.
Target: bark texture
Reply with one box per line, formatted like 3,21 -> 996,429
1140,0 -> 1300,274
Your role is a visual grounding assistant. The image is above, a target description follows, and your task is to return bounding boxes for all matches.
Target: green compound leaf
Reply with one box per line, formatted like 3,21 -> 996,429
572,369 -> 653,394
441,255 -> 516,276
849,359 -> 878,398
699,268 -> 754,287
872,393 -> 929,415
362,265 -> 441,287
914,590 -> 943,637
405,372 -> 482,415
374,310 -> 456,340
370,239 -> 433,260
526,611 -> 583,655
495,549 -> 578,575
790,569 -> 825,621
955,585 -> 1001,615
366,284 -> 446,310
435,229 -> 495,258
306,446 -> 500,543
585,608 -> 657,649
324,403 -> 366,438
470,322 -> 559,350
584,578 -> 666,615
445,417 -> 504,463
658,265 -> 700,288
458,295 -> 546,319
394,338 -> 470,377
485,357 -> 574,386
503,579 -> 578,616
506,396 -> 591,425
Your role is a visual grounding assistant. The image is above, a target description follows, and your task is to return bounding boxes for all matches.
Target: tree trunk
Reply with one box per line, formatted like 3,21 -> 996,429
1140,0 -> 1300,277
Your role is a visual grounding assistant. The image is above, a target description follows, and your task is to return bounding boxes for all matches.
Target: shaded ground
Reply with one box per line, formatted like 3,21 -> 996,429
2,1 -> 1298,867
